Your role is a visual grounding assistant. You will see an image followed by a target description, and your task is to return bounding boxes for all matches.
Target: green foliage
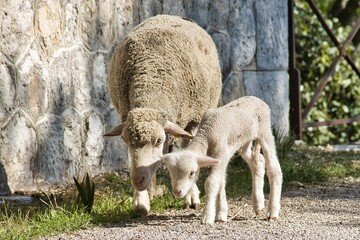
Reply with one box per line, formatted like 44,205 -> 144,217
225,132 -> 295,197
90,172 -> 140,223
273,128 -> 296,162
225,158 -> 253,197
295,0 -> 360,145
151,192 -> 184,212
92,191 -> 139,223
281,147 -> 360,184
74,173 -> 95,213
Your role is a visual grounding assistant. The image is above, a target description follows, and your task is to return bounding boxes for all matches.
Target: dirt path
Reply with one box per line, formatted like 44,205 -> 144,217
44,179 -> 360,240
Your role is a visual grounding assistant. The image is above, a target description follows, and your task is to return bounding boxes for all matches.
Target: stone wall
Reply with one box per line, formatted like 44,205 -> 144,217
0,0 -> 288,194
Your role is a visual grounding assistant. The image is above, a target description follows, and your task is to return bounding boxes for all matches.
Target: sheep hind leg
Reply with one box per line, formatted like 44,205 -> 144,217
201,156 -> 228,225
240,140 -> 265,216
184,183 -> 201,210
259,135 -> 283,221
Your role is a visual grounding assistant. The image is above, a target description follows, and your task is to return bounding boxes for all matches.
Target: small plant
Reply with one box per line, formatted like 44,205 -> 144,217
74,173 -> 95,213
273,128 -> 296,162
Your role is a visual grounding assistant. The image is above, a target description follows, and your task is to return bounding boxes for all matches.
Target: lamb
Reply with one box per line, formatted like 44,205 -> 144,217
161,96 -> 283,224
104,15 -> 222,215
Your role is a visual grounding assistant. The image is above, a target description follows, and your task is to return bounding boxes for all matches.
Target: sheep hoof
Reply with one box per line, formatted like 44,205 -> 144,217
183,203 -> 201,210
136,207 -> 149,216
134,203 -> 150,216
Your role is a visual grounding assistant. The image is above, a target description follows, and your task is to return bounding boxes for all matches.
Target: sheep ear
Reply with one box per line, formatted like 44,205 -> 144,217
163,121 -> 194,139
103,123 -> 125,136
197,156 -> 220,168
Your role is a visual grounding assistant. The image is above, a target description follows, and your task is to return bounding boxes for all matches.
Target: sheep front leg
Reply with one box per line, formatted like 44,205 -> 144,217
184,183 -> 201,209
215,175 -> 228,222
201,168 -> 222,224
133,189 -> 150,215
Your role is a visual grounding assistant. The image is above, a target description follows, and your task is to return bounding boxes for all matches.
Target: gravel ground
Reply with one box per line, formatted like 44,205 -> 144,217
43,179 -> 360,240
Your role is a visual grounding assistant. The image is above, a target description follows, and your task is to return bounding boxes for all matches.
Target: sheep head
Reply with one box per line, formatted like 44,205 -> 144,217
104,108 -> 193,191
161,151 -> 219,198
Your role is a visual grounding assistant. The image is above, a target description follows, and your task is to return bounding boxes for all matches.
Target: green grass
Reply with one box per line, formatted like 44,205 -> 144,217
0,200 -> 91,240
1,143 -> 359,239
223,147 -> 360,199
282,147 -> 360,184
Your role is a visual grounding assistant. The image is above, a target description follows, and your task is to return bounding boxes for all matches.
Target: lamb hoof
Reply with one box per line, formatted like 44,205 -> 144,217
267,210 -> 279,221
201,218 -> 215,225
215,216 -> 228,222
183,203 -> 190,209
201,214 -> 215,225
191,203 -> 201,210
255,209 -> 263,216
267,216 -> 278,222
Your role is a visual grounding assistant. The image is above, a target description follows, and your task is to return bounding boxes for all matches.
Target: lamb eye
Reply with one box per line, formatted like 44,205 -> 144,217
190,171 -> 195,177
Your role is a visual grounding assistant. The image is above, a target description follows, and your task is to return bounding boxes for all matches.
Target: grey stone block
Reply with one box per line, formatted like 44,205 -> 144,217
0,63 -> 16,121
186,0 -> 208,28
35,1 -> 62,52
12,41 -> 48,121
228,0 -> 256,70
133,0 -> 161,25
84,111 -> 106,175
208,0 -> 229,30
222,71 -> 246,105
256,0 -> 289,70
0,111 -> 37,193
0,1 -> 34,60
78,0 -> 98,50
244,71 -> 289,133
208,30 -> 231,78
91,52 -> 111,111
163,0 -> 186,16
62,108 -> 83,179
36,114 -> 66,184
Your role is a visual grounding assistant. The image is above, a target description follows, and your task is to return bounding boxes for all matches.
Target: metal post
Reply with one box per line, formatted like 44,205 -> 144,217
288,0 -> 302,139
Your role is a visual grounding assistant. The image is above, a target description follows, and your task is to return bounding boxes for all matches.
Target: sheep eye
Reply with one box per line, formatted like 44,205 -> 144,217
155,138 -> 163,146
190,171 -> 195,177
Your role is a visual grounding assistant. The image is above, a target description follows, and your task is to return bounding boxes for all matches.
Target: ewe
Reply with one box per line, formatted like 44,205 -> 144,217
104,15 -> 222,215
161,96 -> 283,224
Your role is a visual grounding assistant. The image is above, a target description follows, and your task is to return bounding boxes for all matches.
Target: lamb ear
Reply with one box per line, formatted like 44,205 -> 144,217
197,156 -> 220,168
159,155 -> 168,162
163,121 -> 194,139
159,154 -> 174,164
103,123 -> 125,136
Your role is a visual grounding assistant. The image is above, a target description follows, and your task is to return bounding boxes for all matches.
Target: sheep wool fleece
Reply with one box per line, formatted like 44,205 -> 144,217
108,14 -> 222,137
